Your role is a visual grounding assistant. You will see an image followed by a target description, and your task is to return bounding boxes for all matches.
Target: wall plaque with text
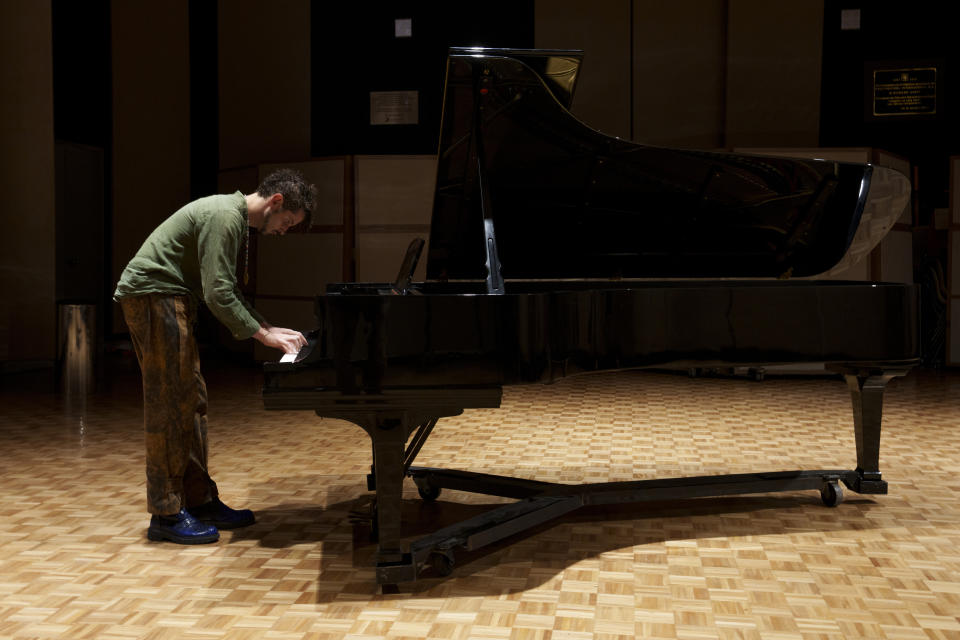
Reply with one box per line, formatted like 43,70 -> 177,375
370,91 -> 419,125
873,67 -> 937,116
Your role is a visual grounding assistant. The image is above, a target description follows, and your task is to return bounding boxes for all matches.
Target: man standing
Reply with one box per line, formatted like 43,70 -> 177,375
115,169 -> 315,544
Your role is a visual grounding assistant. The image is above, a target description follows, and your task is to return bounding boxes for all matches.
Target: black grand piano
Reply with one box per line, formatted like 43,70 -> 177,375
264,48 -> 920,585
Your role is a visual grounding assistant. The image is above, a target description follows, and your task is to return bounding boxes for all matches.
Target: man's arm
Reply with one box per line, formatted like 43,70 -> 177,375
197,207 -> 306,353
252,325 -> 306,353
198,212 -> 263,339
235,282 -> 268,326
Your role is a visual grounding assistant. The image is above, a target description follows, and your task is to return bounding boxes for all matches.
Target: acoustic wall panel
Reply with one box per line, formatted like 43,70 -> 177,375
217,166 -> 260,196
726,0 -> 824,148
879,230 -> 914,284
951,230 -> 960,297
535,0 -> 632,141
354,155 -> 435,285
949,156 -> 958,366
356,234 -> 429,283
952,155 -> 959,225
218,0 -> 310,169
875,150 -> 912,225
0,0 -> 55,363
256,233 -> 343,298
631,0 -> 726,149
952,299 -> 960,366
355,155 -> 436,226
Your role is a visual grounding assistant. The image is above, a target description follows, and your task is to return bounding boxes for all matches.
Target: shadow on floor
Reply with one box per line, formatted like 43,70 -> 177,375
227,481 -> 884,601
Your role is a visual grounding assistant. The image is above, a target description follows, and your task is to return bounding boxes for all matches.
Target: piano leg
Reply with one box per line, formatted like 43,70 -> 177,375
369,419 -> 407,561
351,408 -> 474,586
308,388 -> 499,586
840,369 -> 908,494
346,414 -> 423,586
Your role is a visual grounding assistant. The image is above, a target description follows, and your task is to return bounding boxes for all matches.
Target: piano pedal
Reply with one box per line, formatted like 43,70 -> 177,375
348,500 -> 379,542
347,510 -> 373,524
348,497 -> 375,524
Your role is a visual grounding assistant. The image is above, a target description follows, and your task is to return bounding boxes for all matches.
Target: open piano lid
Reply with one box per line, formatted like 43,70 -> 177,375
426,47 -> 911,282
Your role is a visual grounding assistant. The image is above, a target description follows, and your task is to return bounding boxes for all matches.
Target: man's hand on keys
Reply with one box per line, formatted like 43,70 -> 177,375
254,326 -> 307,354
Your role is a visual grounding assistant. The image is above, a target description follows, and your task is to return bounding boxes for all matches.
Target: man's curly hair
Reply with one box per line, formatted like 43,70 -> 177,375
257,169 -> 317,228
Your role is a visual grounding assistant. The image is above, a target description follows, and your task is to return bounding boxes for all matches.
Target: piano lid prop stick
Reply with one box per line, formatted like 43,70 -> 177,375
474,65 -> 505,295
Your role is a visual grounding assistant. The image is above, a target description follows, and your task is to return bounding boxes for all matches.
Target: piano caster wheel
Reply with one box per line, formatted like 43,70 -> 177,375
432,550 -> 455,576
820,481 -> 843,507
417,484 -> 441,502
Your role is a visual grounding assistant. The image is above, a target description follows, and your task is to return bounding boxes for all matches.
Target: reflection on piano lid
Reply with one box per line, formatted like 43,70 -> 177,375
427,47 -> 911,282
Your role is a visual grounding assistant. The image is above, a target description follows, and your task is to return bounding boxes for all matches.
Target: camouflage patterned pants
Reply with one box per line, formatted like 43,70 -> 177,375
120,295 -> 218,515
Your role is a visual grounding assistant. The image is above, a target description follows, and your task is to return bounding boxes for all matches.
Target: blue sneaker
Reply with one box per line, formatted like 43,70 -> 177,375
147,509 -> 219,544
190,498 -> 255,530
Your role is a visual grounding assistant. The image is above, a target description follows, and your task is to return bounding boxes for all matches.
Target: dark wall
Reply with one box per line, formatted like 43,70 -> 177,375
52,1 -> 111,148
52,0 -> 110,317
820,0 -> 958,221
189,0 -> 218,200
311,1 -> 535,156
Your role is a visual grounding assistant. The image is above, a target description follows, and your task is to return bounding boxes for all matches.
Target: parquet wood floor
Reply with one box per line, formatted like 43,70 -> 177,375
1,358 -> 958,639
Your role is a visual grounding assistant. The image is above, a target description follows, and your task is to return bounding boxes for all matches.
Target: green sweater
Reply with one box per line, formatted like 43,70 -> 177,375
114,192 -> 265,340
